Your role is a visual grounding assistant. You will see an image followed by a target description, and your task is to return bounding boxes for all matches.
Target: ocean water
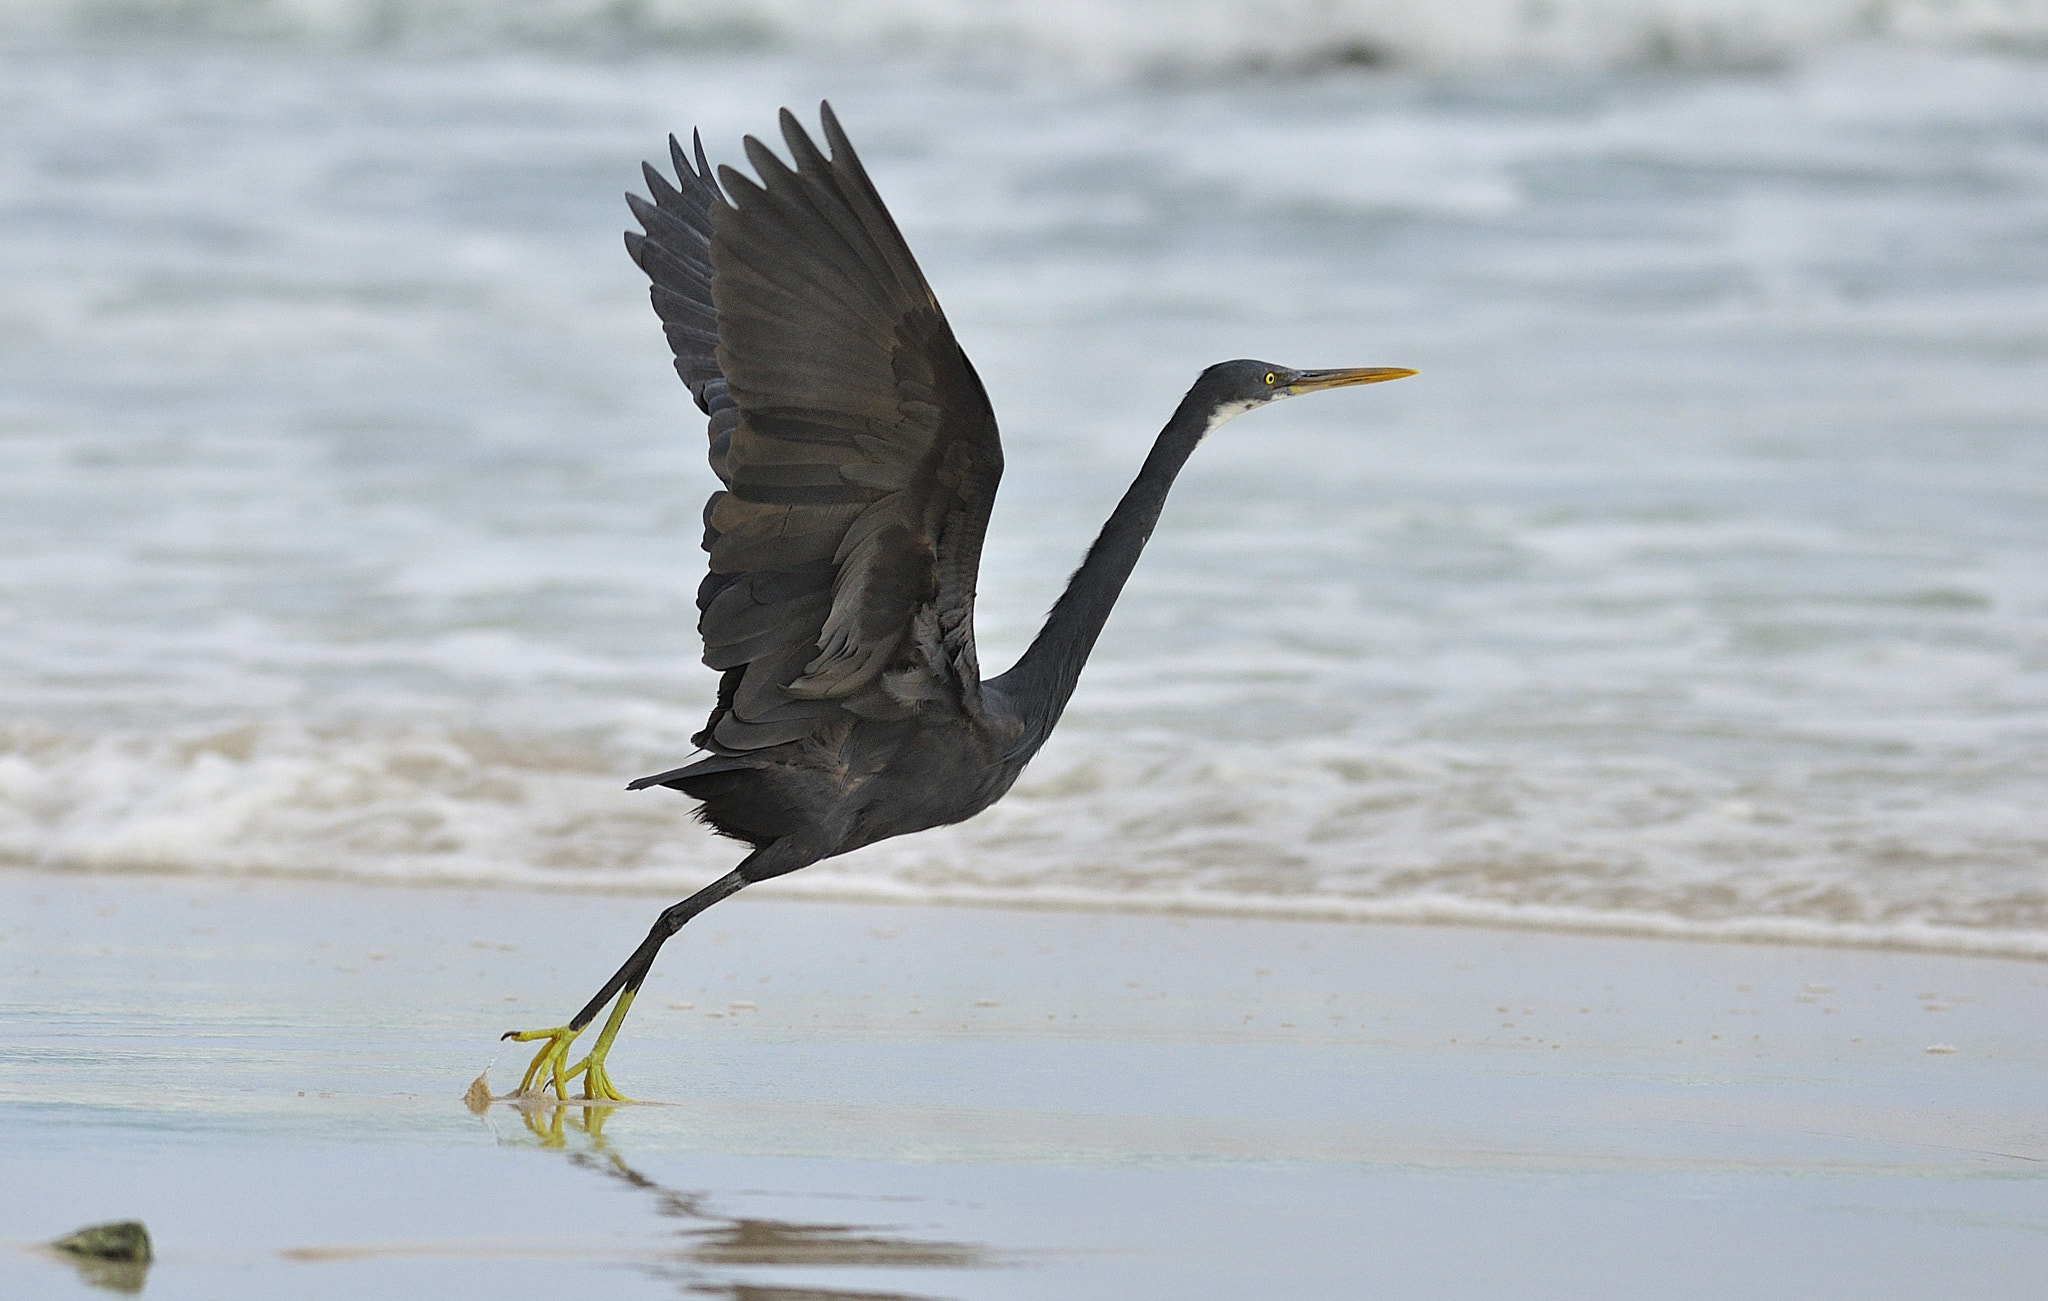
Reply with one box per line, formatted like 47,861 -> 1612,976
2,3 -> 2045,956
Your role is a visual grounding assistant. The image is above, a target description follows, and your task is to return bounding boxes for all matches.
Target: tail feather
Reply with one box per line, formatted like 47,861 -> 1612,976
626,754 -> 755,791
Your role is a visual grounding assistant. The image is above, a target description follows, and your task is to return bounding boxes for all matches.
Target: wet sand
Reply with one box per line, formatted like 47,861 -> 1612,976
4,869 -> 2045,1298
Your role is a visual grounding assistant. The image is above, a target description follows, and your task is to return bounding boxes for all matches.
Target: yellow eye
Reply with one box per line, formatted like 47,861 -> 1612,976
1264,372 -> 1277,385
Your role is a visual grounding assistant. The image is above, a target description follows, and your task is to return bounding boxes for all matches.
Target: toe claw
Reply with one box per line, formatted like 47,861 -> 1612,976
504,1025 -> 583,1099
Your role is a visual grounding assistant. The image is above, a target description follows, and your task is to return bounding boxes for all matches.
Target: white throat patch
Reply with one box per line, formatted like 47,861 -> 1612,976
1203,395 -> 1277,434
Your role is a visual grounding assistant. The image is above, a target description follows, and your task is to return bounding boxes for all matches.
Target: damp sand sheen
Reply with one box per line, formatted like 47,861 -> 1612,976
5,872 -> 2045,1298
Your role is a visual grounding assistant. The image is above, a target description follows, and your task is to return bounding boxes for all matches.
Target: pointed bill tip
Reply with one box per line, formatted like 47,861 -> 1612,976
1287,367 -> 1418,394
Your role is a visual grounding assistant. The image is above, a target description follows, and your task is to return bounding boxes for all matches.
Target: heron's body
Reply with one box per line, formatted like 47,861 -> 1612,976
504,104 -> 1412,1100
672,708 -> 1026,869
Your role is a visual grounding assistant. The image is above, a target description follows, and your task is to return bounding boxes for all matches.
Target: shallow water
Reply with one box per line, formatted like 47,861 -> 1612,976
2,10 -> 2045,952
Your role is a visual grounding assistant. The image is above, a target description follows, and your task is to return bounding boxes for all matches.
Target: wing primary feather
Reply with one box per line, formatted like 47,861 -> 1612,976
640,159 -> 684,209
671,133 -> 701,181
774,109 -> 922,318
817,101 -> 938,312
717,153 -> 885,327
637,245 -> 711,300
625,192 -> 707,259
691,132 -> 719,197
731,146 -> 903,326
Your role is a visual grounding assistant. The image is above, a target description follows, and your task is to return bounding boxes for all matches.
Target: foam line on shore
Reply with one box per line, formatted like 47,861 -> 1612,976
753,876 -> 2048,962
15,862 -> 2044,963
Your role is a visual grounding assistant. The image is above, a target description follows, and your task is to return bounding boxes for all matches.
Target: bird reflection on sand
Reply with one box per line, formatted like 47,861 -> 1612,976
496,1102 -> 996,1297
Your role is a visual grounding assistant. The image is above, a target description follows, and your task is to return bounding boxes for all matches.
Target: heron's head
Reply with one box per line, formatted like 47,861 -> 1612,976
1187,359 -> 1416,434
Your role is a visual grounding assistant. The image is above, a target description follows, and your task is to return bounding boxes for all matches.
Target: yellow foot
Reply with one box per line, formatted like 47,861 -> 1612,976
502,1024 -> 583,1099
576,1052 -> 633,1102
503,986 -> 642,1101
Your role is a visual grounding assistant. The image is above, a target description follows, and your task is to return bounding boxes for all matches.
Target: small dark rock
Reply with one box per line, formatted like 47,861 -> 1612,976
52,1220 -> 152,1263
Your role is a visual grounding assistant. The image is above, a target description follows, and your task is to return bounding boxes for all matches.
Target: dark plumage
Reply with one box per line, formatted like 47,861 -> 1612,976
504,104 -> 1413,1100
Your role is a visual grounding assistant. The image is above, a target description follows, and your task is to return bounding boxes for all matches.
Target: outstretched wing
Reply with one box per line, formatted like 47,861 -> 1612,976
624,103 -> 1004,760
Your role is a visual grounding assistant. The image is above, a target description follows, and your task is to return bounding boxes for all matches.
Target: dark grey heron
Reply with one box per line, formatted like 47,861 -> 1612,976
505,103 -> 1414,1100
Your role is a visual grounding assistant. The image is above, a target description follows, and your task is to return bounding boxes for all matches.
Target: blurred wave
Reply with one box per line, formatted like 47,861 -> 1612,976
3,43 -> 2046,958
4,0 -> 2048,71
8,717 -> 2045,959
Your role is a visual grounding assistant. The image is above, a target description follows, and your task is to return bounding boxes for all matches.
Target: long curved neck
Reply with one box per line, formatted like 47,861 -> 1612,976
993,394 -> 1221,753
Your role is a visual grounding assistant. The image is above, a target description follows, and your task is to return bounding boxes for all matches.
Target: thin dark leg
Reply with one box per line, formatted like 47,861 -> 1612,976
559,866 -> 749,1032
500,863 -> 752,1099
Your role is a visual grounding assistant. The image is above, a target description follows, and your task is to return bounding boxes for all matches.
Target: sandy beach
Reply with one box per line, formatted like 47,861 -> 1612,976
4,868 -> 2043,1298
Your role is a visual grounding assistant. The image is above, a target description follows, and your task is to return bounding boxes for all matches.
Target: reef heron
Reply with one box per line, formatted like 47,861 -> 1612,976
505,103 -> 1413,1099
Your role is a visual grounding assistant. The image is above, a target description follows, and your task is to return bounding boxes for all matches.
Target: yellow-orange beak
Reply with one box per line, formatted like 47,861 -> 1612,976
1286,366 -> 1417,394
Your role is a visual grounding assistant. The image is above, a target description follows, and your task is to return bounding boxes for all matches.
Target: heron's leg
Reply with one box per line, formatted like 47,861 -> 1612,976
502,867 -> 749,1100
